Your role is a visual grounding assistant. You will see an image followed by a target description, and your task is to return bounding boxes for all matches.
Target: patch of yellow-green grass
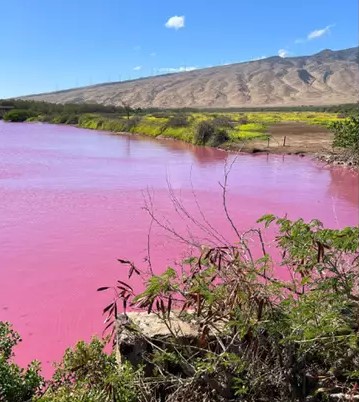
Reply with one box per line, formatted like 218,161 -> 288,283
134,123 -> 161,137
231,131 -> 266,140
78,114 -> 105,130
226,113 -> 250,122
191,111 -> 339,127
229,129 -> 267,141
191,113 -> 210,123
143,116 -> 169,125
161,126 -> 194,142
238,123 -> 266,132
307,115 -> 343,127
228,121 -> 267,141
243,112 -> 342,126
100,119 -> 128,132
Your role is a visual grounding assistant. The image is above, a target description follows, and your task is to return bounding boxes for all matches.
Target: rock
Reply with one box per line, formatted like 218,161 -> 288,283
115,312 -> 198,369
117,312 -> 197,338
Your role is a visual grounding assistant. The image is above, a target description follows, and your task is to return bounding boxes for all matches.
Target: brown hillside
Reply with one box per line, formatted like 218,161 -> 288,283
23,47 -> 359,108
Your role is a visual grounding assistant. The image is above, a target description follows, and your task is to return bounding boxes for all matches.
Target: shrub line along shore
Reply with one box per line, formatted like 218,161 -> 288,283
1,100 -> 357,165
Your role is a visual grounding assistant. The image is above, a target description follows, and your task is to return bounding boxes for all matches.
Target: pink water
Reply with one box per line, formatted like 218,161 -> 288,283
0,121 -> 358,375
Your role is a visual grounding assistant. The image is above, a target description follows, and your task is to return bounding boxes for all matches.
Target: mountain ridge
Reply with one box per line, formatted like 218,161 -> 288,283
23,47 -> 359,108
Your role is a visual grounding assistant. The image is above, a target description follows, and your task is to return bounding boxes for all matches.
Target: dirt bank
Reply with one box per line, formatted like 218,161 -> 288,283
226,122 -> 333,155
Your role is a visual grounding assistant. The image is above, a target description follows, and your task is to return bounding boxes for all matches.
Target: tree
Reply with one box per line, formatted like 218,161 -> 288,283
120,102 -> 134,120
0,322 -> 43,402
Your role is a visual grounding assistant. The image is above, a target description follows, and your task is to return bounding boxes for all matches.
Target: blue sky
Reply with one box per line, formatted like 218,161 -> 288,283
0,0 -> 357,98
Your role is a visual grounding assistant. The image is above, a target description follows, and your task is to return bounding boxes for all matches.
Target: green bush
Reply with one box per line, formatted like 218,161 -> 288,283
78,114 -> 104,130
3,109 -> 33,122
39,338 -> 138,402
65,114 -> 79,125
212,116 -> 234,128
207,128 -> 230,147
52,114 -> 70,124
166,114 -> 190,128
237,115 -> 249,124
331,116 -> 359,153
194,120 -> 216,145
0,322 -> 43,402
194,120 -> 229,146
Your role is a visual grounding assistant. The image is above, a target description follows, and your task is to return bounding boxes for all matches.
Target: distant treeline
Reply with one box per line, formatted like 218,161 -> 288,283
0,98 -> 358,120
0,99 -> 127,117
198,103 -> 359,114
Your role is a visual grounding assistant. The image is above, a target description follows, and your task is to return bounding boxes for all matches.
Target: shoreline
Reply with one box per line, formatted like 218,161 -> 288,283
2,119 -> 357,168
111,127 -> 358,169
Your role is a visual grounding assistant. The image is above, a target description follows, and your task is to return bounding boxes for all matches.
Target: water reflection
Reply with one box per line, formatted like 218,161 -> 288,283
328,167 -> 359,208
122,132 -> 229,166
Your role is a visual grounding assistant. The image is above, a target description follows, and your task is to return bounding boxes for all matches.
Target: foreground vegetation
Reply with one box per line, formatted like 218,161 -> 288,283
329,116 -> 359,165
1,99 -> 356,152
1,212 -> 359,401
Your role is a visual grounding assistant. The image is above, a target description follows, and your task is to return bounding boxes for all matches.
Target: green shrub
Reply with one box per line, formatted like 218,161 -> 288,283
207,128 -> 230,147
78,114 -> 104,130
0,322 -> 43,402
331,116 -> 359,153
52,114 -> 70,124
40,338 -> 138,402
238,115 -> 249,124
194,120 -> 216,145
65,114 -> 79,125
100,118 -> 126,132
212,116 -> 234,128
166,114 -> 190,128
3,109 -> 33,122
194,120 -> 229,146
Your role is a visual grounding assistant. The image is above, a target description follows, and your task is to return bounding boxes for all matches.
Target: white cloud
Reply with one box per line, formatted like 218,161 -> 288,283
149,52 -> 157,57
294,25 -> 334,45
278,49 -> 289,58
133,66 -> 142,71
250,55 -> 266,61
307,25 -> 333,40
158,66 -> 197,73
165,15 -> 185,30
